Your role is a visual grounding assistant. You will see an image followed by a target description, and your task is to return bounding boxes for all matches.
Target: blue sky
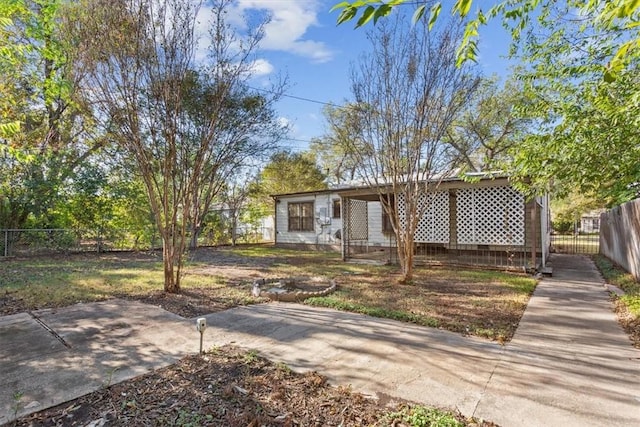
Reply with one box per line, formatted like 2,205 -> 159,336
214,0 -> 517,153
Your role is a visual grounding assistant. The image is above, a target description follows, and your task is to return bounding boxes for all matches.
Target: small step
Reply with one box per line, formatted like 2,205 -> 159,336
540,266 -> 553,277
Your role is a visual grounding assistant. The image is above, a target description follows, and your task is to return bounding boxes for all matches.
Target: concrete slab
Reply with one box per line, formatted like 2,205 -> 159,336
474,255 -> 640,427
200,304 -> 504,416
1,253 -> 639,426
0,300 -> 195,424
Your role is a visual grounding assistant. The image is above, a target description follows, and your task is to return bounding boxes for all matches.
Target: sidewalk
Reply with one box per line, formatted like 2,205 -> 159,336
474,254 -> 640,426
1,254 -> 639,426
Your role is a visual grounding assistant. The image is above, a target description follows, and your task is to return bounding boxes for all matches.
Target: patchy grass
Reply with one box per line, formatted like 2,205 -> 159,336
306,267 -> 536,342
594,255 -> 640,316
593,255 -> 640,348
0,251 -> 265,315
306,296 -> 440,328
1,245 -> 536,342
385,404 -> 466,427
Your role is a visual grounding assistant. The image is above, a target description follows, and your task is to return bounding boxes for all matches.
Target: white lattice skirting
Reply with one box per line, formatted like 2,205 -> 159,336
456,186 -> 525,245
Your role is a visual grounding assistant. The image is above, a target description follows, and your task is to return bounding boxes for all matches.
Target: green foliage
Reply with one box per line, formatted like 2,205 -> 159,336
12,389 -> 24,421
201,210 -> 231,246
243,349 -> 260,364
444,76 -> 530,173
174,410 -> 214,427
305,294 -> 440,328
550,191 -> 605,232
259,151 -> 327,195
510,9 -> 640,203
275,361 -> 292,374
594,255 -> 640,317
250,151 -> 327,215
332,1 -> 640,78
385,405 -> 464,427
0,0 -> 105,229
309,103 -> 366,185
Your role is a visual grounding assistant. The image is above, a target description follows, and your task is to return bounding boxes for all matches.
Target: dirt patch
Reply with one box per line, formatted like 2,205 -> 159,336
13,345 -> 495,427
120,288 -> 270,319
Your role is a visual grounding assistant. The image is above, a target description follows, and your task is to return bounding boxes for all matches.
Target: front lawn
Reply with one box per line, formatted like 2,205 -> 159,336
1,245 -> 536,342
306,268 -> 536,342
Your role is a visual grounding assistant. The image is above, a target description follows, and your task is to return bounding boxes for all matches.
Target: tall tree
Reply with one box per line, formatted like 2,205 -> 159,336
181,72 -> 285,249
82,0 -> 284,292
443,76 -> 530,172
345,17 -> 479,283
509,4 -> 640,204
250,151 -> 328,216
0,0 -> 105,229
309,103 -> 365,185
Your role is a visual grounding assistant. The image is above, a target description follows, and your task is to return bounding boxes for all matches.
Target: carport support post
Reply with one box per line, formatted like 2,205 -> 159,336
341,198 -> 348,261
531,201 -> 537,271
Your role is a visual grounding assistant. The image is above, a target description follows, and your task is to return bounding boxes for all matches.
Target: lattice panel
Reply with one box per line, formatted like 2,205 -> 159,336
397,193 -> 406,232
396,191 -> 449,243
415,191 -> 450,243
456,186 -> 524,245
348,199 -> 368,240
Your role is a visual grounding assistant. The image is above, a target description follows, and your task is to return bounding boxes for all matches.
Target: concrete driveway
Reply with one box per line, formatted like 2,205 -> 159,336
1,254 -> 639,426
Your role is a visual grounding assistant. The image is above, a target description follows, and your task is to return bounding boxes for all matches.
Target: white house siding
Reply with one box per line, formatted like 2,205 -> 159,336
275,193 -> 342,246
366,201 -> 393,246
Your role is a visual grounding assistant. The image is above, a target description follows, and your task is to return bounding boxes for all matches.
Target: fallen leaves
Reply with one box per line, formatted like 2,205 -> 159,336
14,346 -> 495,427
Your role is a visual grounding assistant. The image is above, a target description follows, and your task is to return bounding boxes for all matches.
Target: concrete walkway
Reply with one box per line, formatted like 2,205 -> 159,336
475,254 -> 640,426
1,254 -> 639,426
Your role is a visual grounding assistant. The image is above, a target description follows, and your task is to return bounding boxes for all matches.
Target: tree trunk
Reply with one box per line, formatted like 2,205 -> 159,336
230,209 -> 238,246
162,236 -> 181,293
189,223 -> 201,249
397,236 -> 414,284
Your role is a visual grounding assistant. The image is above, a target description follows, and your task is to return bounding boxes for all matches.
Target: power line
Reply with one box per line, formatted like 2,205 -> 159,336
247,85 -> 348,109
283,137 -> 316,144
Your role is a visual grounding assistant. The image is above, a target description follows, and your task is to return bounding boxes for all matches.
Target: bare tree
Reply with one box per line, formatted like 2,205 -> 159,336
347,17 -> 479,283
184,74 -> 286,249
82,0 -> 284,292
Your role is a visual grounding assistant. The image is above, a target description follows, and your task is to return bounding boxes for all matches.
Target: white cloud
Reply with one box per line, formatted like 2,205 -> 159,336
277,116 -> 293,129
249,58 -> 275,76
231,0 -> 334,63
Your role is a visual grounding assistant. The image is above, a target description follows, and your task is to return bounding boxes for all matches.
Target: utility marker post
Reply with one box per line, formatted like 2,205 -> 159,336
196,317 -> 207,354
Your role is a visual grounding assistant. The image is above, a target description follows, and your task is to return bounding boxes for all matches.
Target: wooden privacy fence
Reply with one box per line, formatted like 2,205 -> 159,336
600,198 -> 640,280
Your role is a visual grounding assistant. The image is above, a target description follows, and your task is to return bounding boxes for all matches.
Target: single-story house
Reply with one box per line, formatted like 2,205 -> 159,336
272,175 -> 550,271
580,209 -> 606,233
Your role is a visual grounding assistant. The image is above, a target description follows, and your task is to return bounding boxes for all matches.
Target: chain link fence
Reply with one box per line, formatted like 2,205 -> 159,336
0,227 -> 275,258
0,228 -> 161,257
